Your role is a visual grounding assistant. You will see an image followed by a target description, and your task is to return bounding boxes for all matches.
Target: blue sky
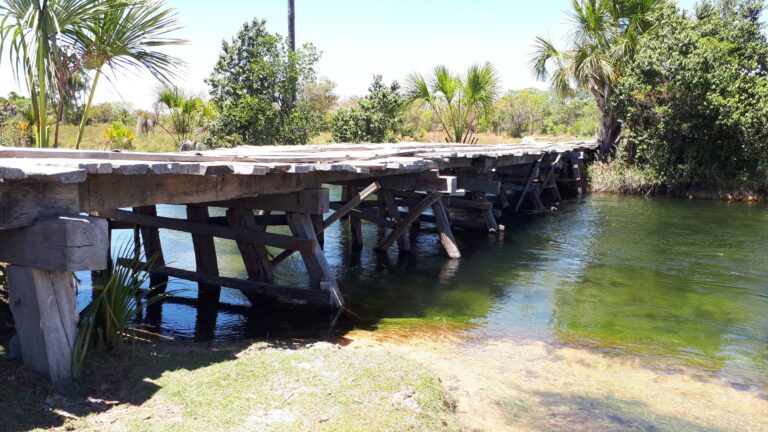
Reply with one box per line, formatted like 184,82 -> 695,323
0,0 -> 697,109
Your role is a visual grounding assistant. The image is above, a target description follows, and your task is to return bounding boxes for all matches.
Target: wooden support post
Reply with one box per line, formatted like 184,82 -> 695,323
375,192 -> 442,253
311,214 -> 325,249
537,154 -> 562,203
381,190 -> 411,252
226,208 -> 274,284
349,200 -> 364,250
514,159 -> 543,212
472,191 -> 499,234
431,199 -> 461,259
186,204 -> 221,301
132,205 -> 168,294
8,267 -> 78,391
286,212 -> 344,308
1,215 -> 108,391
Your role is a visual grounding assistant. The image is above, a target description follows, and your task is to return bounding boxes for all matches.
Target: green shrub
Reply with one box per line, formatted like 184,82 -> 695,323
331,75 -> 404,143
101,121 -> 135,149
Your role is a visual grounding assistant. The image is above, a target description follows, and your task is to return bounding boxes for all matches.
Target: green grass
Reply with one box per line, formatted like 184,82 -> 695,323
55,124 -> 183,152
0,340 -> 459,432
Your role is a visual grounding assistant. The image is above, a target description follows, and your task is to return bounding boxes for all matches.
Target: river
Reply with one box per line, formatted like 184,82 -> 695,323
76,192 -> 768,398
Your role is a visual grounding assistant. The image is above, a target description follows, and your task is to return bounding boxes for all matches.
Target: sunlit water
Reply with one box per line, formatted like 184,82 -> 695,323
76,191 -> 768,389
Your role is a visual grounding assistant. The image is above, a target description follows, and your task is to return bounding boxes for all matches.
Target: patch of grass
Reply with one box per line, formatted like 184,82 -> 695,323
587,160 -> 663,195
0,340 -> 459,432
55,124 -> 184,152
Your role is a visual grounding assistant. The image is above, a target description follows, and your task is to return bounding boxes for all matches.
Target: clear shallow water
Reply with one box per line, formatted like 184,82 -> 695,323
76,192 -> 768,388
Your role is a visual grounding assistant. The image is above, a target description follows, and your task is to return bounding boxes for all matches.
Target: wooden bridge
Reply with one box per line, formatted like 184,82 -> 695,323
0,140 -> 594,389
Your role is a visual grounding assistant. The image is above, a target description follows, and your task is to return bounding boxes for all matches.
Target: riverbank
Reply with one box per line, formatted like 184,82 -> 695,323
4,327 -> 765,431
0,336 -> 459,431
587,161 -> 768,202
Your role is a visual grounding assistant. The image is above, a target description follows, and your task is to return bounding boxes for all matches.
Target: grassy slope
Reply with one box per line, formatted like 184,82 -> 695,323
0,340 -> 458,432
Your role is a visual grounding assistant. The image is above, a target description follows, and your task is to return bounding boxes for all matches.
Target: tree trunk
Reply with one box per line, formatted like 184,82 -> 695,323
54,92 -> 64,148
596,85 -> 620,160
287,0 -> 295,52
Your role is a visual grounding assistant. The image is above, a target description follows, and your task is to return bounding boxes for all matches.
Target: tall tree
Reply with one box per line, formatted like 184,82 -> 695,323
287,0 -> 295,52
406,63 -> 500,143
531,0 -> 662,157
73,0 -> 185,149
0,0 -> 107,148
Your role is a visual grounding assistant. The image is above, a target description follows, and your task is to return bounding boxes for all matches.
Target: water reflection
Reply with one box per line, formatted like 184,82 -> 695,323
75,192 -> 768,387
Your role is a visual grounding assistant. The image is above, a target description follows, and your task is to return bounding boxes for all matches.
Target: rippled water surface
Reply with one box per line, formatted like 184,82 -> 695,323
77,192 -> 768,387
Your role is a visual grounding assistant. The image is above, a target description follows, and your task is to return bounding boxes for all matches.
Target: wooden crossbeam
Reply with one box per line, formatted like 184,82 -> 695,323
514,159 -> 543,212
318,182 -> 380,231
116,259 -> 330,305
375,192 -> 443,253
207,188 -> 330,214
101,208 -> 316,253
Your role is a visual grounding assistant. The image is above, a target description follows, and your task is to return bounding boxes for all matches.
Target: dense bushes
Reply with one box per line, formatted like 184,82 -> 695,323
331,76 -> 404,143
489,89 -> 597,138
612,0 -> 768,188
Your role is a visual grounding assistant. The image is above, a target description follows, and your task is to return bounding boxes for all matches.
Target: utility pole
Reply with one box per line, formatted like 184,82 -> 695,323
287,0 -> 295,53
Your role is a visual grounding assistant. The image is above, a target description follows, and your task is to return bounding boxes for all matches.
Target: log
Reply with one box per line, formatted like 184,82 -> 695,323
381,190 -> 410,252
7,266 -> 78,391
0,215 -> 108,271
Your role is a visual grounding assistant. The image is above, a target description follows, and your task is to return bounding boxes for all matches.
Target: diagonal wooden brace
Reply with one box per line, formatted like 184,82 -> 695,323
374,192 -> 443,253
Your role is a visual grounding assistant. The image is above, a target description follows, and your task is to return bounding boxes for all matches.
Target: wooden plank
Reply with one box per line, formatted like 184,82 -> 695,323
0,182 -> 80,230
375,192 -> 442,253
456,174 -> 501,194
208,214 -> 288,226
286,213 -> 344,308
114,259 -> 331,305
187,205 -> 221,300
0,216 -> 108,271
431,199 -> 461,259
328,205 -> 395,228
102,208 -> 316,253
226,208 -> 274,284
8,266 -> 78,391
319,181 -> 380,231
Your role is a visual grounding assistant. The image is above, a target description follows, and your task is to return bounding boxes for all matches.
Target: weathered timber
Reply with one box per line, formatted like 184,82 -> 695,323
187,205 -> 221,300
208,188 -> 330,214
101,208 -> 316,253
431,199 -> 461,259
381,190 -> 411,252
115,259 -> 329,305
0,182 -> 80,230
132,206 -> 168,293
375,192 -> 443,253
7,266 -> 78,391
286,212 -> 344,308
226,208 -> 274,284
0,216 -> 108,271
319,182 -> 380,232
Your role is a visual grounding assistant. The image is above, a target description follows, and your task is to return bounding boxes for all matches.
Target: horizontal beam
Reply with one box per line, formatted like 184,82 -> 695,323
337,171 -> 457,193
101,209 -> 315,253
207,188 -> 330,214
0,182 -> 80,230
117,259 -> 331,305
0,216 -> 108,271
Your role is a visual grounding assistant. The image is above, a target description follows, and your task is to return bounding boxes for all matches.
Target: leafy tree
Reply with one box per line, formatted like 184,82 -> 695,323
531,0 -> 662,157
406,63 -> 500,143
0,0 -> 108,148
612,0 -> 768,185
74,0 -> 185,148
331,75 -> 404,143
207,18 -> 322,146
301,77 -> 338,128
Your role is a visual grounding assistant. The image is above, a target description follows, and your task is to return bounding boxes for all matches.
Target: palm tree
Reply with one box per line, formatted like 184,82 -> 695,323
155,86 -> 212,143
531,0 -> 661,157
0,0 -> 106,148
74,0 -> 185,149
406,63 -> 500,143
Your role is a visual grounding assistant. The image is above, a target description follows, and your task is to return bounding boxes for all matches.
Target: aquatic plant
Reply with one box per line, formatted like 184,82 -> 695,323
72,241 -> 167,379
